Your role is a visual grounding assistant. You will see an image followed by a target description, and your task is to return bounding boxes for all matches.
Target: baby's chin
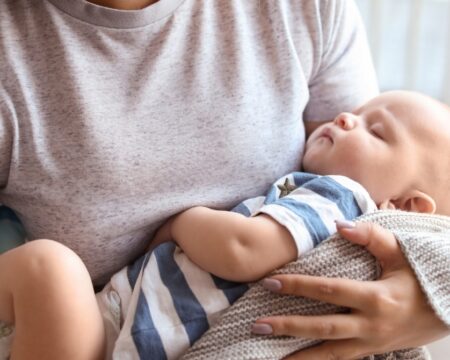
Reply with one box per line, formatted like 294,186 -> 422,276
301,154 -> 315,173
302,154 -> 325,174
302,161 -> 345,177
301,163 -> 326,175
300,161 -> 313,173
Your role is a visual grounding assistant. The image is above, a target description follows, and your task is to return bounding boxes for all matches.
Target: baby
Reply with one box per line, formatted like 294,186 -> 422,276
0,91 -> 449,360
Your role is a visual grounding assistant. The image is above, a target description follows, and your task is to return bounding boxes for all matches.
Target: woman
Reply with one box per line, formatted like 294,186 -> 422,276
0,0 -> 448,358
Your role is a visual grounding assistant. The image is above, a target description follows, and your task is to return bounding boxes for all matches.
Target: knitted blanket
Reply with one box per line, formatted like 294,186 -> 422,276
181,210 -> 450,360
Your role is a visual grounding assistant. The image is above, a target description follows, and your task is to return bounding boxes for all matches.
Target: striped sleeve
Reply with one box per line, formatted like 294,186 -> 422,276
256,174 -> 377,255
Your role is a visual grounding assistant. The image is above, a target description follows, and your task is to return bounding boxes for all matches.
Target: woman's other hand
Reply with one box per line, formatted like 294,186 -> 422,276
252,221 -> 450,360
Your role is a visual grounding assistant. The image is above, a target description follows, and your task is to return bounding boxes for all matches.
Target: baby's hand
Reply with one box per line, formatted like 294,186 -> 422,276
146,217 -> 175,252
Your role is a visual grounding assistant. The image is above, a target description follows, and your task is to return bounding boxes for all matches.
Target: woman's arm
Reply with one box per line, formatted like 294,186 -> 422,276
253,221 -> 450,359
155,206 -> 297,282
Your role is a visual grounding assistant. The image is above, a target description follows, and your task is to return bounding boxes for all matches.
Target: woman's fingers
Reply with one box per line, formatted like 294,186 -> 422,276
262,274 -> 375,310
283,339 -> 365,360
336,220 -> 405,271
252,222 -> 450,359
253,313 -> 363,340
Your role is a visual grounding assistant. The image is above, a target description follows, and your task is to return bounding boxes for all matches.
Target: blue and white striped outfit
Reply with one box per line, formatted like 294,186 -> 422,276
99,173 -> 376,359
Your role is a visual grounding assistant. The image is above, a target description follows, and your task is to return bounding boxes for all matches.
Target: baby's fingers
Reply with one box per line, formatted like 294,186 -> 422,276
336,220 -> 406,271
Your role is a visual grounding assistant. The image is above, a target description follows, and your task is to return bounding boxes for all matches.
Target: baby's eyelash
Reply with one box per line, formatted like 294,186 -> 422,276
370,129 -> 384,140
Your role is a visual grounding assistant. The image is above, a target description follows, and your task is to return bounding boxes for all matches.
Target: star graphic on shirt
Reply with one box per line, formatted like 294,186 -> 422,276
277,178 -> 296,198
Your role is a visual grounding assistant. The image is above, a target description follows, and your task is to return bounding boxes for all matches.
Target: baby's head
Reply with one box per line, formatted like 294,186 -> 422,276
303,91 -> 450,215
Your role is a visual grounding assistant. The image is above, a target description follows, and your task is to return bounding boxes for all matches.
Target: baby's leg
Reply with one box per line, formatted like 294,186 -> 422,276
0,240 -> 105,360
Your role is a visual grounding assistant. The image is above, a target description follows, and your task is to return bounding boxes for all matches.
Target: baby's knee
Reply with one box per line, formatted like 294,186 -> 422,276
18,239 -> 77,262
14,239 -> 89,284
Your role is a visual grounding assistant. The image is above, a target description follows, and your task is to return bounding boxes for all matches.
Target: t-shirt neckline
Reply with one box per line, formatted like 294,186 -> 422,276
46,0 -> 186,29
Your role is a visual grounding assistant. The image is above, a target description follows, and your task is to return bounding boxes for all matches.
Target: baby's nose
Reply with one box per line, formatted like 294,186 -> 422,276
334,112 -> 356,130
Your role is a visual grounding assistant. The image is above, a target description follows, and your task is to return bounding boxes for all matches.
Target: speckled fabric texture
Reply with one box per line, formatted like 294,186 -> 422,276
0,0 -> 377,285
181,210 -> 450,360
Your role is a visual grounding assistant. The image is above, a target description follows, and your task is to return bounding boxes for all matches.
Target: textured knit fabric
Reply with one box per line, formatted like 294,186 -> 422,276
0,0 -> 378,285
181,211 -> 450,360
107,173 -> 375,359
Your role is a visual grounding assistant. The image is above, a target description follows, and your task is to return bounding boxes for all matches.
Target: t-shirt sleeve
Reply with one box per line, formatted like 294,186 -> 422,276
304,0 -> 379,122
256,175 -> 377,256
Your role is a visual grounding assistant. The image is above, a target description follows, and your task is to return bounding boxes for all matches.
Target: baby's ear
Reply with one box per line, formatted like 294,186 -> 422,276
383,191 -> 437,214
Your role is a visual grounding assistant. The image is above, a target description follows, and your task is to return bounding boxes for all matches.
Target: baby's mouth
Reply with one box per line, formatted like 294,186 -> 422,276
319,127 -> 334,143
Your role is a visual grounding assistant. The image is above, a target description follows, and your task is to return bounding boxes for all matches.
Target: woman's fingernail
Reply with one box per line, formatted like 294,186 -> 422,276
251,323 -> 273,335
335,219 -> 356,229
262,278 -> 282,292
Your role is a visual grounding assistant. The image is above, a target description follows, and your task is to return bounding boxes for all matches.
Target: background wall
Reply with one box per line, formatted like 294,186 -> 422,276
356,0 -> 450,104
355,1 -> 450,357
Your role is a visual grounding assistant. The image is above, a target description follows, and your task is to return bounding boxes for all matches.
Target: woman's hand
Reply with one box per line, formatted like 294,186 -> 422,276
252,221 -> 450,360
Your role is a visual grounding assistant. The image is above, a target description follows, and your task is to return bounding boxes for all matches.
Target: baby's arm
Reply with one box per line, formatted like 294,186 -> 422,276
155,206 -> 297,282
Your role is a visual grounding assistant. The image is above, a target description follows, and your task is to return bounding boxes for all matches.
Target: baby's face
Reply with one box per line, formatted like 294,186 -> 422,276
303,91 -> 447,206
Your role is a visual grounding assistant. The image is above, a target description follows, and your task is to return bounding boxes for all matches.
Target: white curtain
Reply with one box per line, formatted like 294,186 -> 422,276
355,0 -> 450,104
